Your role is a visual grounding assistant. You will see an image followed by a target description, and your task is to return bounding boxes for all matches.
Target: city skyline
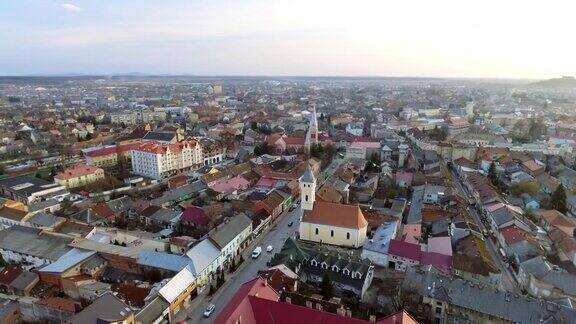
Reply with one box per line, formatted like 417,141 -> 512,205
1,0 -> 575,79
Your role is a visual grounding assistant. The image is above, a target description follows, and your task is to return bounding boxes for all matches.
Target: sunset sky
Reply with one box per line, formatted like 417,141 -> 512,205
1,0 -> 574,79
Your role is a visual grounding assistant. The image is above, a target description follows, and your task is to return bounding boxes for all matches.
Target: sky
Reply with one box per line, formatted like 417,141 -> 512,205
1,0 -> 575,79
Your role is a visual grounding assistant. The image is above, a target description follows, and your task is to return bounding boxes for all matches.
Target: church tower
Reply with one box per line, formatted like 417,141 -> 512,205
309,105 -> 319,144
304,128 -> 312,156
299,165 -> 316,211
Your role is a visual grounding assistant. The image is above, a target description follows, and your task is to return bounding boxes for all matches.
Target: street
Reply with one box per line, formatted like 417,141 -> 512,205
176,203 -> 303,323
174,156 -> 344,323
449,168 -> 519,293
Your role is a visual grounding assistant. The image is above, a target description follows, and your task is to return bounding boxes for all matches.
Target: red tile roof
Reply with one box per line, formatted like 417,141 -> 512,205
54,164 -> 103,181
303,201 -> 368,229
84,143 -> 141,158
214,277 -> 280,324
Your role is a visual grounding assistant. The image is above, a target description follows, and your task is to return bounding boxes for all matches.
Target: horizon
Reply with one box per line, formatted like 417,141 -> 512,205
2,1 -> 576,79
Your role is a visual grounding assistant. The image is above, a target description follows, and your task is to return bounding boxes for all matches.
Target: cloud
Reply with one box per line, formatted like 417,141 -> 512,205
60,3 -> 82,12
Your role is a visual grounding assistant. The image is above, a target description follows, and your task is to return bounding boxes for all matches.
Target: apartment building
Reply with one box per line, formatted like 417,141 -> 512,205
131,140 -> 203,180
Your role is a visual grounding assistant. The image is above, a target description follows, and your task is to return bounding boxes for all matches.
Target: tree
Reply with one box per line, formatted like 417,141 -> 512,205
320,272 -> 334,298
488,161 -> 498,182
365,153 -> 381,173
549,184 -> 568,214
510,181 -> 539,196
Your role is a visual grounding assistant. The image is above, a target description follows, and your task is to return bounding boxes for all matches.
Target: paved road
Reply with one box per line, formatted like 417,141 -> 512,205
174,156 -> 345,323
449,168 -> 519,293
177,205 -> 303,323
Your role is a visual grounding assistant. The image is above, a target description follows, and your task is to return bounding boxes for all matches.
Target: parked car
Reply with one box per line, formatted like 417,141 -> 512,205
203,304 -> 216,317
266,245 -> 274,252
252,246 -> 262,258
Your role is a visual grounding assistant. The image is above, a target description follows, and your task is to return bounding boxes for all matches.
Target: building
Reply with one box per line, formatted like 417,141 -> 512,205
208,213 -> 253,264
271,239 -> 374,298
361,221 -> 400,266
0,175 -> 68,205
130,139 -> 203,180
299,166 -> 368,247
84,143 -> 140,168
399,266 -> 576,324
0,225 -> 72,270
54,164 -> 105,188
186,238 -> 224,285
68,292 -> 134,324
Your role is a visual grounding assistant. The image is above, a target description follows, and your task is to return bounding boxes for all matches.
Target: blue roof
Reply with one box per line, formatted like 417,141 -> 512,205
39,248 -> 96,273
137,251 -> 193,273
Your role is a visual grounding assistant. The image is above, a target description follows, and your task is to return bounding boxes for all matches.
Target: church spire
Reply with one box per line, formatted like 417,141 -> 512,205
309,105 -> 318,144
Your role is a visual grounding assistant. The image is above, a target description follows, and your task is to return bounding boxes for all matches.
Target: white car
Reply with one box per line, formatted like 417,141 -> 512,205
266,245 -> 274,253
203,304 -> 216,317
252,246 -> 262,258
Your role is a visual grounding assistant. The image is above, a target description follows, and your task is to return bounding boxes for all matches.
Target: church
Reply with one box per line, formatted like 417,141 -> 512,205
298,165 -> 369,248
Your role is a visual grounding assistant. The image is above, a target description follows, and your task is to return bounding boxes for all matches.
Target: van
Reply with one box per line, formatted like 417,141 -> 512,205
252,246 -> 262,259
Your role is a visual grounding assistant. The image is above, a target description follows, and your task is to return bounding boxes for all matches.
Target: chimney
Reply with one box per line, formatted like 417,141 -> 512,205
369,315 -> 377,323
346,309 -> 352,317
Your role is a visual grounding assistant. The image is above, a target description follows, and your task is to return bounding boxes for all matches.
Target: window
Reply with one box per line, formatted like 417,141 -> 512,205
305,195 -> 309,202
331,230 -> 334,237
315,228 -> 319,235
347,232 -> 350,240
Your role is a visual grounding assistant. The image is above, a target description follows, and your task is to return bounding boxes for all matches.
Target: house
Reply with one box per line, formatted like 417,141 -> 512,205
180,206 -> 210,229
215,276 -> 417,324
0,297 -> 21,324
154,264 -> 197,322
54,164 -> 105,188
0,225 -> 72,270
387,240 -> 421,271
68,292 -> 134,324
139,205 -> 182,230
516,255 -> 576,301
185,238 -> 224,285
271,238 -> 374,298
361,221 -> 400,267
399,266 -> 576,324
558,167 -> 576,191
0,175 -> 68,205
34,297 -> 81,323
208,213 -> 252,264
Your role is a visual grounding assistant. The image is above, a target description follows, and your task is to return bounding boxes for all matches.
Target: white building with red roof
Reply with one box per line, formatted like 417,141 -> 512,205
130,140 -> 202,180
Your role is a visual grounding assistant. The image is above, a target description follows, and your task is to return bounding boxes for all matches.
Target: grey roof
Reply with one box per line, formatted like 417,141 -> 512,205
27,199 -> 61,213
490,207 -> 514,226
271,238 -> 373,295
300,165 -> 315,183
150,181 -> 207,205
9,270 -> 38,291
136,296 -> 170,324
0,298 -> 19,321
137,251 -> 193,273
26,212 -> 65,227
106,196 -> 133,214
507,240 -> 542,263
406,186 -> 424,224
148,208 -> 181,223
0,225 -> 72,262
69,292 -> 133,324
39,248 -> 96,273
142,131 -> 176,142
403,266 -> 576,323
0,175 -> 62,198
209,213 -> 252,249
521,256 -> 576,296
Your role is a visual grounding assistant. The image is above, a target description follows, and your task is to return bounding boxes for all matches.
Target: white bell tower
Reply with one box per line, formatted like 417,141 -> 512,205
299,165 -> 316,211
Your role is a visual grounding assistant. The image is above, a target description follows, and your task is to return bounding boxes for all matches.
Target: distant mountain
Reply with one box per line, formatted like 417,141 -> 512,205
530,76 -> 576,88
